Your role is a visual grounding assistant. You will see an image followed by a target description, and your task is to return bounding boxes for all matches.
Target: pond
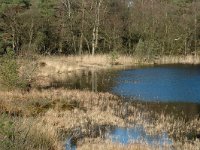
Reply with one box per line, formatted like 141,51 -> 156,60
51,64 -> 200,118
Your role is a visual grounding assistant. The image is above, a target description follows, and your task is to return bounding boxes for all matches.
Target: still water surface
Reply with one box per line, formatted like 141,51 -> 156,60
51,64 -> 200,118
112,64 -> 200,103
66,126 -> 173,150
53,64 -> 200,104
108,126 -> 172,145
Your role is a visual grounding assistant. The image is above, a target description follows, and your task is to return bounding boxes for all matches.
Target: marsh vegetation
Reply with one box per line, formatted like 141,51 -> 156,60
0,88 -> 199,150
0,0 -> 200,149
0,55 -> 200,150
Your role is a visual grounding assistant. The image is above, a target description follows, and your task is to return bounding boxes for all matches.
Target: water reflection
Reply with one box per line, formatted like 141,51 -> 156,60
66,137 -> 76,150
49,64 -> 200,118
49,69 -> 119,92
66,126 -> 173,150
107,126 -> 172,146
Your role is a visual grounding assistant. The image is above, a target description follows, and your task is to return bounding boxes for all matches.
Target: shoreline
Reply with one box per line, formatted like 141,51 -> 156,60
18,54 -> 200,88
35,54 -> 200,76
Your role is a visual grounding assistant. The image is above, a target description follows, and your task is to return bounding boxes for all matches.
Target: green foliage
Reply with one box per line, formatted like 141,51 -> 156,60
38,0 -> 57,17
0,42 -> 4,53
109,51 -> 119,65
0,0 -> 30,12
0,48 -> 27,89
171,0 -> 193,5
0,0 -> 199,56
135,39 -> 162,60
0,114 -> 14,149
35,31 -> 48,53
135,39 -> 146,58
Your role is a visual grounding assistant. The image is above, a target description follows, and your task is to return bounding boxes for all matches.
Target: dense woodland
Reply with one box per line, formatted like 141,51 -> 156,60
0,0 -> 199,57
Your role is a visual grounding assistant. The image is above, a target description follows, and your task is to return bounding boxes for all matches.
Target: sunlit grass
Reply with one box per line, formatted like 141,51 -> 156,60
0,89 -> 199,149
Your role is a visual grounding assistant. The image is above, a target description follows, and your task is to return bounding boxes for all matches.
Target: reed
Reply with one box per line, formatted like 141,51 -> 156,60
0,89 -> 199,150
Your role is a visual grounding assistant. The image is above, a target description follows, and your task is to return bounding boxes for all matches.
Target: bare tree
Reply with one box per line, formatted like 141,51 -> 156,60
92,0 -> 103,55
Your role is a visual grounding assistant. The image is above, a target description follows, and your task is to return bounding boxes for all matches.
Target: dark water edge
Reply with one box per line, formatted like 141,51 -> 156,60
46,64 -> 200,119
124,99 -> 200,120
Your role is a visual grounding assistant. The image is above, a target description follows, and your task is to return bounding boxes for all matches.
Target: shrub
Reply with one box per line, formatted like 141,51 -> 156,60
109,51 -> 119,65
135,39 -> 162,61
0,114 -> 14,150
0,48 -> 27,90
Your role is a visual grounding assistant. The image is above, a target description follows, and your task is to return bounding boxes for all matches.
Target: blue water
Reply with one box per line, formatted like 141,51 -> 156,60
52,64 -> 200,104
107,126 -> 172,146
66,137 -> 76,150
66,126 -> 173,150
112,65 -> 200,103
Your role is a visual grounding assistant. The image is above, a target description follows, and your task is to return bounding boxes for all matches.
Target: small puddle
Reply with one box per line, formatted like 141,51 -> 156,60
107,126 -> 172,145
66,137 -> 76,150
65,126 -> 172,150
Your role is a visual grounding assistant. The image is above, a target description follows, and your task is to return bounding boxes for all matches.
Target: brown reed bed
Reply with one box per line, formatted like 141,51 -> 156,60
0,88 -> 199,150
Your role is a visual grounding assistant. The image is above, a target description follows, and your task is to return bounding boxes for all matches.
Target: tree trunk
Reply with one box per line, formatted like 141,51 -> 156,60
83,35 -> 91,54
194,4 -> 197,57
92,0 -> 102,56
11,26 -> 16,51
79,0 -> 85,55
59,12 -> 65,54
61,0 -> 71,18
92,27 -> 96,55
28,18 -> 34,52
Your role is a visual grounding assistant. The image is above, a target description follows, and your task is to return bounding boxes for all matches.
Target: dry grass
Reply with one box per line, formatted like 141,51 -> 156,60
16,54 -> 200,90
76,138 -> 151,150
34,55 -> 135,83
0,89 -> 132,149
76,137 -> 200,150
156,55 -> 200,64
0,89 -> 200,150
18,54 -> 200,87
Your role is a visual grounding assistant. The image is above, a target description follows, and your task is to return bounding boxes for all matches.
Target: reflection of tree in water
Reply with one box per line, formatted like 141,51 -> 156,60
46,69 -> 120,92
85,69 -> 120,92
43,66 -> 200,120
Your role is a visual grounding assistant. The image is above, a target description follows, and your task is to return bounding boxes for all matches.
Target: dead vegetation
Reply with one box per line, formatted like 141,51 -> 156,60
0,88 -> 199,150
